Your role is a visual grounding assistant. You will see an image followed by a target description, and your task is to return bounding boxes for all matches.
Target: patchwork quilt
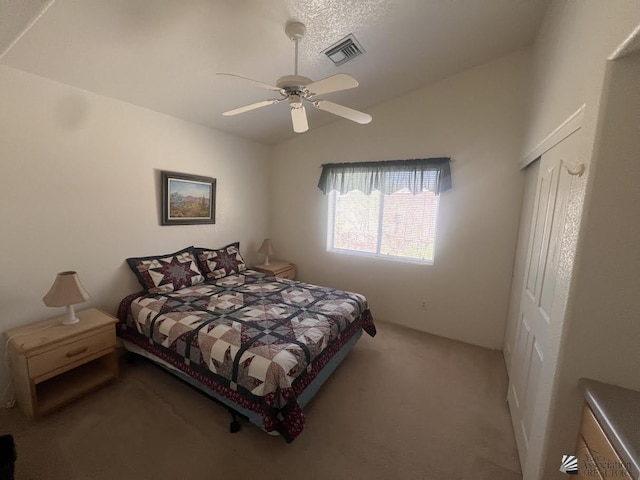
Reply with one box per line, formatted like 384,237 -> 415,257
117,269 -> 376,441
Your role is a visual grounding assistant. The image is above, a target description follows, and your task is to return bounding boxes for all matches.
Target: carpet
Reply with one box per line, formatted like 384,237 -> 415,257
0,320 -> 521,480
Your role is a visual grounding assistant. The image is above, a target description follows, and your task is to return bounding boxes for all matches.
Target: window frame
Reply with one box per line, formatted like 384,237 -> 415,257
326,185 -> 440,266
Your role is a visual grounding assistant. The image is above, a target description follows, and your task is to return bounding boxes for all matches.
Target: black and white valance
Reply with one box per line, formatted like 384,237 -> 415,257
317,158 -> 452,196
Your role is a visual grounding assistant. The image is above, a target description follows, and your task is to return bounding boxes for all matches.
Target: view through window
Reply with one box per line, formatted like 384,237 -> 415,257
328,179 -> 440,263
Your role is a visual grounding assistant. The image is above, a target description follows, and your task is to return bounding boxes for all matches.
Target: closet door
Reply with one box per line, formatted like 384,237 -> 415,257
507,129 -> 581,466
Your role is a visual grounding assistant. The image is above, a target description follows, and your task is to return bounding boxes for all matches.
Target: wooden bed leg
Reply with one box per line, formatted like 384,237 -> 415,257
228,409 -> 241,433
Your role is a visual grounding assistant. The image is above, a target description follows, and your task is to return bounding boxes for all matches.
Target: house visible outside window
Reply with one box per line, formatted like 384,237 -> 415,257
318,158 -> 451,265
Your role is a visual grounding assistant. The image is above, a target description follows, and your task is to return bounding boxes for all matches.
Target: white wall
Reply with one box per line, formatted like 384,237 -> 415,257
0,65 -> 270,401
513,1 -> 640,478
524,0 -> 640,159
269,50 -> 531,350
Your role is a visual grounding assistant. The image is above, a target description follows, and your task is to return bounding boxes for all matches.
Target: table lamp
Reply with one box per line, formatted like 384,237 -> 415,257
42,271 -> 90,325
258,239 -> 275,266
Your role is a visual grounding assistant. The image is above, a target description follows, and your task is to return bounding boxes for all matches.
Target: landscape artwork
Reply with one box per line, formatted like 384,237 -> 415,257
161,171 -> 216,225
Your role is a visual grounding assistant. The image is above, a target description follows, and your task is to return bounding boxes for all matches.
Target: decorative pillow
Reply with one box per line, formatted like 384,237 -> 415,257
194,242 -> 247,279
126,246 -> 204,294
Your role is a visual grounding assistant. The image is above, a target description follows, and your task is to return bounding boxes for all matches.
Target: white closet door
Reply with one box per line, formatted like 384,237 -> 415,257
507,129 -> 581,466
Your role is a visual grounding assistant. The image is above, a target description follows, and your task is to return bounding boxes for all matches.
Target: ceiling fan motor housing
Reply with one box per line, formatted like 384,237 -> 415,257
276,75 -> 312,96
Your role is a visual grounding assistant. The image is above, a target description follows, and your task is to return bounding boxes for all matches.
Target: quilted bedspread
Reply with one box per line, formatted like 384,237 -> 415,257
117,269 -> 375,441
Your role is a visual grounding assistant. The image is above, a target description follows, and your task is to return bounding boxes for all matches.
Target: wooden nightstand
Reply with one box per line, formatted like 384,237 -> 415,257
253,261 -> 296,280
5,308 -> 118,418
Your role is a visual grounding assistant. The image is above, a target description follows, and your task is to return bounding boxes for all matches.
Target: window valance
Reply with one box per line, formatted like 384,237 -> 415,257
317,157 -> 452,195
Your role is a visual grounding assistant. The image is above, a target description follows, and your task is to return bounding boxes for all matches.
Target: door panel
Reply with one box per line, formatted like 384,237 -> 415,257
504,160 -> 540,374
525,170 -> 555,297
539,161 -> 573,318
522,340 -> 543,442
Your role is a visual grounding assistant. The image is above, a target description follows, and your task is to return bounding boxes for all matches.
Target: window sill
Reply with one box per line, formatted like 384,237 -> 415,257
327,248 -> 434,266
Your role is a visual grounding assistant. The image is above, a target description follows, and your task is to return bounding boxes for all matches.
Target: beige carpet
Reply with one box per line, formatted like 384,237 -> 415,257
1,321 -> 521,480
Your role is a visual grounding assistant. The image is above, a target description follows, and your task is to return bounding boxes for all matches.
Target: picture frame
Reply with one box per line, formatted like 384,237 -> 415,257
161,171 -> 216,225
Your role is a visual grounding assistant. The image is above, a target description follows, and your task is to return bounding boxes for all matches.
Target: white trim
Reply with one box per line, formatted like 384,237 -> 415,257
326,191 -> 337,251
0,0 -> 57,61
609,23 -> 640,60
520,105 -> 585,169
328,247 -> 434,266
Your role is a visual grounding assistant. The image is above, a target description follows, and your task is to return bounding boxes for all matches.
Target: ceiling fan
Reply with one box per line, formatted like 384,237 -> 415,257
217,21 -> 372,133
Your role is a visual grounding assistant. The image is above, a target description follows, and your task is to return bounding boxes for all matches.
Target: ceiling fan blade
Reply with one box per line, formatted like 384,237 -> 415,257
306,74 -> 359,96
222,99 -> 283,116
312,100 -> 372,124
291,104 -> 309,133
217,73 -> 283,93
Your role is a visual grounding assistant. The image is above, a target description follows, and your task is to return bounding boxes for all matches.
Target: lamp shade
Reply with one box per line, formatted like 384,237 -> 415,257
43,271 -> 90,307
258,239 -> 274,256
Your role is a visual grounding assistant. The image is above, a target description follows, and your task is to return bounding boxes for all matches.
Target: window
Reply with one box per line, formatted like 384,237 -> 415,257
319,158 -> 451,264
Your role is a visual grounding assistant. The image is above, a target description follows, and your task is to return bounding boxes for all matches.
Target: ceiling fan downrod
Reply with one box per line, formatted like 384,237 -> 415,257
285,21 -> 306,76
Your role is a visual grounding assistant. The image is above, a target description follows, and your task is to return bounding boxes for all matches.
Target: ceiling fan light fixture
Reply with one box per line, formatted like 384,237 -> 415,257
289,94 -> 303,107
290,103 -> 308,133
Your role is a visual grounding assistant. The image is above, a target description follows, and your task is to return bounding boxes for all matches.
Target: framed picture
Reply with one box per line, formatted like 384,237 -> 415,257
161,171 -> 216,225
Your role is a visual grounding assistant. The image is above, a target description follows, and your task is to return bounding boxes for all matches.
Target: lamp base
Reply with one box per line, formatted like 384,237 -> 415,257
62,305 -> 80,325
264,255 -> 270,266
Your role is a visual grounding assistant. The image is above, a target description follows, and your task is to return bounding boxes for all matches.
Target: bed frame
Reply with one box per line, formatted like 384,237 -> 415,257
121,328 -> 362,435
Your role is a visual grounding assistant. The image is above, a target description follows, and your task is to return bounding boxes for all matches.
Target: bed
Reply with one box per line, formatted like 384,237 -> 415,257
117,243 -> 376,442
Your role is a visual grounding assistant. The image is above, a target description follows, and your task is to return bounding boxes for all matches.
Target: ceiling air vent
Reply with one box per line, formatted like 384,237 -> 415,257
322,34 -> 364,66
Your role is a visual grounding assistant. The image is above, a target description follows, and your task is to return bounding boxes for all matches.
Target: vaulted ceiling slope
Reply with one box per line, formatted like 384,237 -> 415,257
0,0 -> 548,144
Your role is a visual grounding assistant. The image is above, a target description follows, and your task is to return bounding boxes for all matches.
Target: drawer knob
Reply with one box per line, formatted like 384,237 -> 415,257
65,346 -> 89,358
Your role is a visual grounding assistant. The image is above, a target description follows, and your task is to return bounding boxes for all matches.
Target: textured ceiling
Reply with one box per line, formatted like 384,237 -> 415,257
0,0 -> 549,144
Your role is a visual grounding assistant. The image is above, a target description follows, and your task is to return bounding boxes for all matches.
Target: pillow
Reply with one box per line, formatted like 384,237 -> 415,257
194,242 -> 247,279
126,246 -> 204,294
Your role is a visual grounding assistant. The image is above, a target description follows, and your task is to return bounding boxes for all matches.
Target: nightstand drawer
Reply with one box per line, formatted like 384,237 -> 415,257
28,327 -> 115,380
278,267 -> 296,280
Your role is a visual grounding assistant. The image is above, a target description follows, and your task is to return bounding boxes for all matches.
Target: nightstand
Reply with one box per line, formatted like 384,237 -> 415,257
253,261 -> 296,280
5,308 -> 118,418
